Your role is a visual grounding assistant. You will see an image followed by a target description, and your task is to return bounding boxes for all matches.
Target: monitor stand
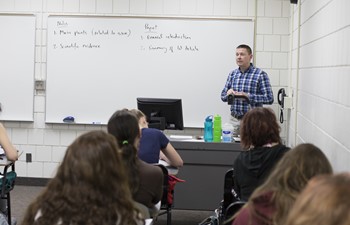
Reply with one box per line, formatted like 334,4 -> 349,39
149,117 -> 166,130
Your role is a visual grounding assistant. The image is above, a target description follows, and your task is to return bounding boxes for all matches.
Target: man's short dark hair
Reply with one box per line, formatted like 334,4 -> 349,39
236,44 -> 252,55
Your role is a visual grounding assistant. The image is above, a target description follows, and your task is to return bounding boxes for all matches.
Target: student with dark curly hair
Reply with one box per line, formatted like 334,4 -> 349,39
233,107 -> 289,201
22,130 -> 143,225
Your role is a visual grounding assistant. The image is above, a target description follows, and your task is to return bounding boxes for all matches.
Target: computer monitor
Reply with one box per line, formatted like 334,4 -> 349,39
137,97 -> 184,130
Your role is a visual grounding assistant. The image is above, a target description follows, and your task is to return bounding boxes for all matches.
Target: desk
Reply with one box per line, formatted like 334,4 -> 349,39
157,160 -> 178,175
170,140 -> 242,210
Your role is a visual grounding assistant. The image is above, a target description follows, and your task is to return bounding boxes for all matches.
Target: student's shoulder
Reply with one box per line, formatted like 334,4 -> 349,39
271,144 -> 290,156
144,128 -> 167,138
270,144 -> 290,151
139,160 -> 163,173
143,128 -> 161,134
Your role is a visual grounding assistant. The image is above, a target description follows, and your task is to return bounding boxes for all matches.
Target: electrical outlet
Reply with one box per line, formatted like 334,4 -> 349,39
35,80 -> 46,91
26,153 -> 32,162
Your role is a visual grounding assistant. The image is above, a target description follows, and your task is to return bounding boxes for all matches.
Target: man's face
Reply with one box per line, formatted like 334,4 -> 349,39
236,48 -> 252,69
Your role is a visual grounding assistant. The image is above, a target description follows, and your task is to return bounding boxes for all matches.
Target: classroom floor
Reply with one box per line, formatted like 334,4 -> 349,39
11,185 -> 213,225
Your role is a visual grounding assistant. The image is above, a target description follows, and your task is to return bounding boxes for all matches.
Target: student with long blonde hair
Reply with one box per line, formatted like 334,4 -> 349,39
22,131 -> 143,225
285,173 -> 350,225
232,143 -> 333,225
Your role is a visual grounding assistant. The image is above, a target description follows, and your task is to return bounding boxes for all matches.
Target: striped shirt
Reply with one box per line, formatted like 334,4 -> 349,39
221,63 -> 274,117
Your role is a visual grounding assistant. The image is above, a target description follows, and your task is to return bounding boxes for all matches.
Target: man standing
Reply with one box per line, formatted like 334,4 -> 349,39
221,44 -> 274,135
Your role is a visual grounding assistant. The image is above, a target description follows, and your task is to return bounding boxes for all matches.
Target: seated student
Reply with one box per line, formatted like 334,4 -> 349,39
0,122 -> 18,161
233,107 -> 289,201
21,131 -> 143,225
129,109 -> 183,167
285,172 -> 350,225
231,143 -> 333,225
108,109 -> 164,213
0,122 -> 18,224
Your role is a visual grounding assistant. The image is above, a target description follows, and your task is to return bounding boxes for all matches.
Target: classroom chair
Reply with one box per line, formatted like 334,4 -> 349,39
224,201 -> 246,223
218,168 -> 242,225
0,161 -> 17,225
154,164 -> 172,225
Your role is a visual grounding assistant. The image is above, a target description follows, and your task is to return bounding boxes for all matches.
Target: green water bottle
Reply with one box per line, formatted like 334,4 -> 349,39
213,114 -> 222,142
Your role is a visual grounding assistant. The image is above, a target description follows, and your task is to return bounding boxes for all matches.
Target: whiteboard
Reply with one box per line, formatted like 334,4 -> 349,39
0,14 -> 35,121
46,16 -> 254,127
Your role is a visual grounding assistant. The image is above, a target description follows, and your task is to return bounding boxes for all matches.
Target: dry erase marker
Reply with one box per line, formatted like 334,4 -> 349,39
92,122 -> 101,124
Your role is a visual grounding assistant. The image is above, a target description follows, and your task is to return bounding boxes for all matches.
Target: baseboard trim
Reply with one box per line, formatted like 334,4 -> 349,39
15,177 -> 50,186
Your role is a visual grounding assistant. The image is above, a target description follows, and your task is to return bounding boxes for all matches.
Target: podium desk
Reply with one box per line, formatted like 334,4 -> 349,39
170,140 -> 242,210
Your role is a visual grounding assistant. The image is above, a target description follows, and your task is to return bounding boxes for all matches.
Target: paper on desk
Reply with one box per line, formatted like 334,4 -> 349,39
0,145 -> 7,164
145,219 -> 153,225
233,137 -> 241,142
182,139 -> 204,142
158,160 -> 179,175
169,135 -> 193,139
0,156 -> 8,164
158,159 -> 170,167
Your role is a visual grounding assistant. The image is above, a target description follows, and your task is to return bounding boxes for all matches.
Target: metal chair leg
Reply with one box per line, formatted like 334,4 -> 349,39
167,207 -> 171,225
7,193 -> 11,225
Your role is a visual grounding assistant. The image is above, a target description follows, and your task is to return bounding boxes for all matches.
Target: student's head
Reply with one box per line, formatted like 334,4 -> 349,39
285,173 -> 350,225
129,109 -> 148,128
58,130 -> 127,190
22,131 -> 140,225
249,143 -> 333,225
107,109 -> 141,194
240,107 -> 281,149
236,44 -> 252,70
107,108 -> 140,148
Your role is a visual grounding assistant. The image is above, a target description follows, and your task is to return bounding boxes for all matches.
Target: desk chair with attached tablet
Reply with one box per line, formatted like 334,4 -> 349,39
153,162 -> 183,225
0,159 -> 17,225
154,164 -> 172,225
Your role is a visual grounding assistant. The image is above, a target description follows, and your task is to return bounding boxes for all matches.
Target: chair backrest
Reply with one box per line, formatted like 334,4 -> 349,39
0,162 -> 16,197
219,168 -> 241,225
223,169 -> 234,209
154,164 -> 169,207
153,164 -> 172,225
224,201 -> 246,223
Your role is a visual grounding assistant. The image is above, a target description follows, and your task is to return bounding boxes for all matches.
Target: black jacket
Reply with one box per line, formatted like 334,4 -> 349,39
233,144 -> 290,201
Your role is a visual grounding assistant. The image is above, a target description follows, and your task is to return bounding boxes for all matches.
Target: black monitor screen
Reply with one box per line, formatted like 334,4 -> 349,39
137,97 -> 184,130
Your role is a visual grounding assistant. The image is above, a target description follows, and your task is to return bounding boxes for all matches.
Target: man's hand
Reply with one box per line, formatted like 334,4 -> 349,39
234,91 -> 248,98
226,89 -> 236,96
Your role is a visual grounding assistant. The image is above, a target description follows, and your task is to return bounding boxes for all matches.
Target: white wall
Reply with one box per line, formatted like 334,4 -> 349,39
1,0 -> 291,178
288,0 -> 350,172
